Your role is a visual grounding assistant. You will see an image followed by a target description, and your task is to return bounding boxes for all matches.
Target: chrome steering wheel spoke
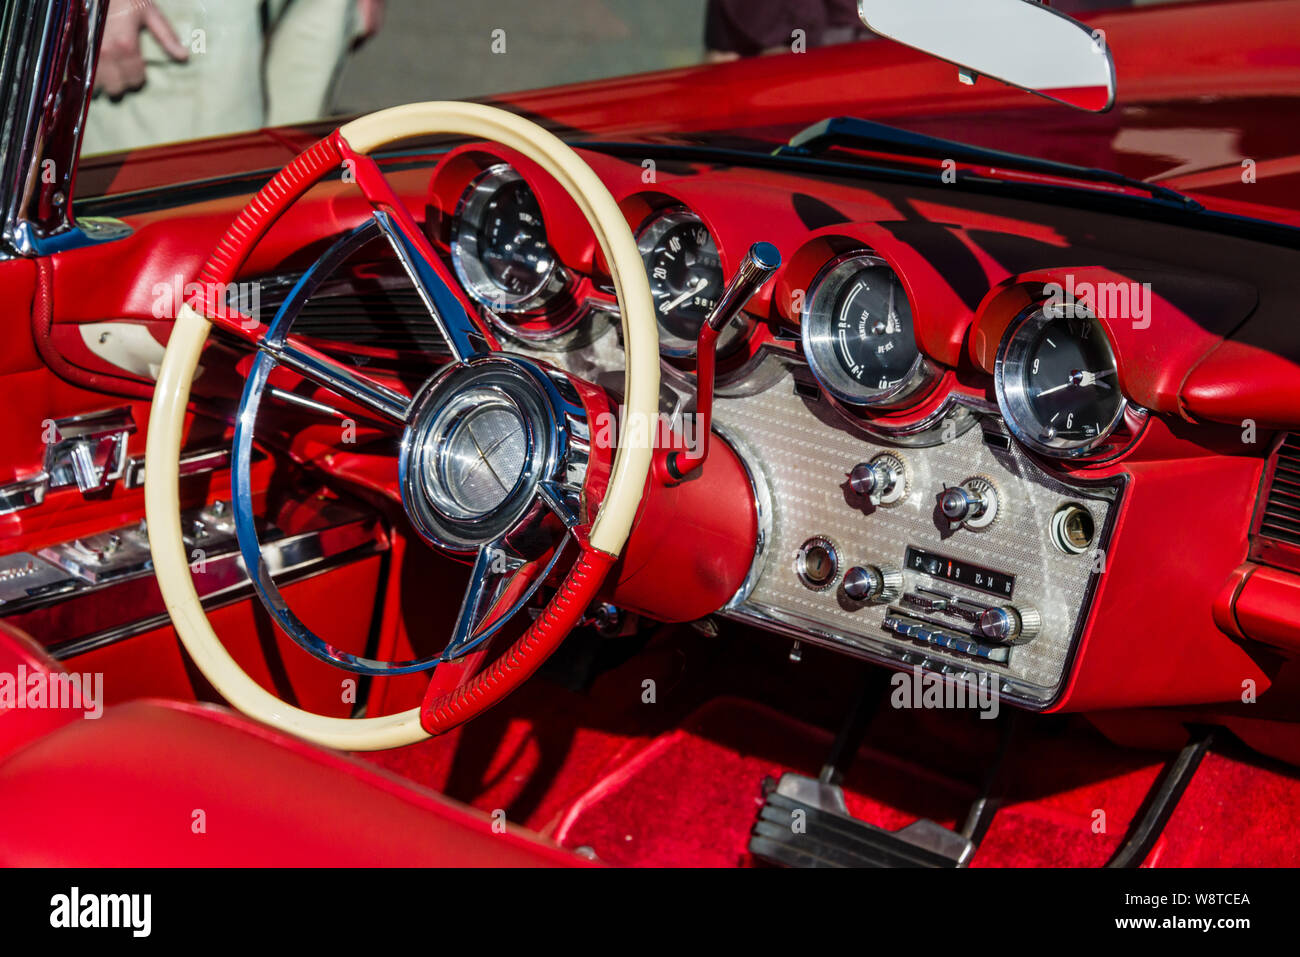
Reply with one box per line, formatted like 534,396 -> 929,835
371,209 -> 493,362
443,531 -> 572,662
344,148 -> 500,362
231,211 -> 597,677
259,336 -> 411,425
251,218 -> 418,427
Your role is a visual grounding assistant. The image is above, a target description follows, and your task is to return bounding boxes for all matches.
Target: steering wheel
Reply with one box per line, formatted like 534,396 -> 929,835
145,103 -> 659,751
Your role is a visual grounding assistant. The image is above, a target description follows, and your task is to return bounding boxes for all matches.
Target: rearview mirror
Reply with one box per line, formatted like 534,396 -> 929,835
857,0 -> 1115,112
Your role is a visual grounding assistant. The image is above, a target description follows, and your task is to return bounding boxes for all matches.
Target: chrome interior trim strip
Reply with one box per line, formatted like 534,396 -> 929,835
716,426 -> 774,611
123,445 -> 237,489
45,535 -> 383,661
1,1 -> 129,257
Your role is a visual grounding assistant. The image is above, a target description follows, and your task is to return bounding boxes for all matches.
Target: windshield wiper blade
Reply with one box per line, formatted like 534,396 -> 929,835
779,116 -> 1202,211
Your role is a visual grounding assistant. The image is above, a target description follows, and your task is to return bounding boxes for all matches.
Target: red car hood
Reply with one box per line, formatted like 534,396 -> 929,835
78,0 -> 1300,227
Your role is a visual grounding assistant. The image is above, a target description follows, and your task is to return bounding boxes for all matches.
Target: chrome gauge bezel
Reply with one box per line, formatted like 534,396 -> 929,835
636,207 -> 747,359
994,302 -> 1130,459
800,251 -> 940,409
450,163 -> 568,317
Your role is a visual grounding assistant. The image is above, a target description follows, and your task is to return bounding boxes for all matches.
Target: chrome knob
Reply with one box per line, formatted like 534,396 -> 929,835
842,564 -> 902,603
975,605 -> 1041,644
849,454 -> 905,505
938,485 -> 982,522
849,462 -> 885,497
938,478 -> 998,528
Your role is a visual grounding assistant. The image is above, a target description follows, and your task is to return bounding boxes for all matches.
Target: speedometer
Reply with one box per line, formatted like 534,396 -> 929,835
995,303 -> 1128,457
451,164 -> 565,313
637,209 -> 746,358
801,252 -> 939,408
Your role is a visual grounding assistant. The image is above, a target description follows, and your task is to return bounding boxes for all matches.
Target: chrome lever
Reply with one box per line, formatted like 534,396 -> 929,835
703,241 -> 782,334
665,242 -> 782,481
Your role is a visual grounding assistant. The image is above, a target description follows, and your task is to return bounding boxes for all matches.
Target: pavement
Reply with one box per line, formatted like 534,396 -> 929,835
333,0 -> 709,114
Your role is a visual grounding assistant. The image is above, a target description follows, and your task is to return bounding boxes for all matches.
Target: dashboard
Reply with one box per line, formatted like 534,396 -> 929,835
46,137 -> 1300,715
440,155 -> 1127,704
401,140 -> 1293,712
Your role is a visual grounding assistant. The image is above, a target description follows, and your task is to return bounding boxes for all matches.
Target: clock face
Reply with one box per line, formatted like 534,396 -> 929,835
996,304 -> 1129,458
1021,313 -> 1124,445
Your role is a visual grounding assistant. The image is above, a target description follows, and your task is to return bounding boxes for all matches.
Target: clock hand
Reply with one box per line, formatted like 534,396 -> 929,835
1037,368 -> 1118,396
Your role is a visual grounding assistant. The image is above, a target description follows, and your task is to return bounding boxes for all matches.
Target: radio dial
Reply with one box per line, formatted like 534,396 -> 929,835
975,604 -> 1041,644
842,564 -> 902,603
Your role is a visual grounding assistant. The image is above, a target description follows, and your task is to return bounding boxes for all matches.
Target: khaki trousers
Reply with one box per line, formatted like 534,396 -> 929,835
83,0 -> 358,155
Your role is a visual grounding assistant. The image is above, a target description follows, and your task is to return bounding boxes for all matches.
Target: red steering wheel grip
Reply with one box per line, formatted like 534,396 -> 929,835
421,547 -> 615,734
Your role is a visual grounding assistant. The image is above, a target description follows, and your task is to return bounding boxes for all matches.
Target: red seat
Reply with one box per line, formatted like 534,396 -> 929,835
0,623 -> 80,758
0,626 -> 583,867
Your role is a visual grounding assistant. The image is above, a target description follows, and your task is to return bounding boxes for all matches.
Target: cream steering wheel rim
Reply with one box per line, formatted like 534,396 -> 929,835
145,103 -> 659,750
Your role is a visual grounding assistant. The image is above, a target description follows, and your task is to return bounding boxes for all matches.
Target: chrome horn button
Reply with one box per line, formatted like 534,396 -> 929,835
422,392 -> 530,520
400,357 -> 564,551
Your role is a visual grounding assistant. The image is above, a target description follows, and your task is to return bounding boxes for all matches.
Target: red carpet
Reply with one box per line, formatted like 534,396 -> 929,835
357,625 -> 1300,867
1147,751 -> 1300,866
549,697 -> 1172,867
553,698 -> 972,866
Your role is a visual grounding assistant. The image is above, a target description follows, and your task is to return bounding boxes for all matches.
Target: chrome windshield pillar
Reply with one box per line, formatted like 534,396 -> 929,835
0,0 -> 128,258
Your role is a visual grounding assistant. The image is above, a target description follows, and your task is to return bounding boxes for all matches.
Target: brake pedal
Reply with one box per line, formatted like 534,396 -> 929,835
749,772 -> 974,868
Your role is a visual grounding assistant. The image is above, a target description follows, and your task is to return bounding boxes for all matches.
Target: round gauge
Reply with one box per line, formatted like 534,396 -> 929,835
637,209 -> 745,358
801,252 -> 938,408
995,304 -> 1128,457
451,164 -> 566,313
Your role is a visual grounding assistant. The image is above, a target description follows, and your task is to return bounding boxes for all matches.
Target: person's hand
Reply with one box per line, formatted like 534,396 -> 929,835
356,0 -> 385,40
94,0 -> 190,98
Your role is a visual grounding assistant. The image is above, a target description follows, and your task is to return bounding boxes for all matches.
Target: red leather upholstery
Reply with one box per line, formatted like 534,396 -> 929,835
0,630 -> 583,866
0,623 -> 80,758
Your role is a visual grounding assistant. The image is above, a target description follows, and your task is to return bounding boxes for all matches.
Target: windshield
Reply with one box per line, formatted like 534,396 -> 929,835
81,0 -> 1217,158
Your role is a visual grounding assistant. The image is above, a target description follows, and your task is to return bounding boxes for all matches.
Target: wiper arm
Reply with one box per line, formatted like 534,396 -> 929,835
778,116 -> 1201,211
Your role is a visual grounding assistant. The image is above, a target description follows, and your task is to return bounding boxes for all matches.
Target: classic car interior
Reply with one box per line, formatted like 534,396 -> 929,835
2,0 -> 1300,870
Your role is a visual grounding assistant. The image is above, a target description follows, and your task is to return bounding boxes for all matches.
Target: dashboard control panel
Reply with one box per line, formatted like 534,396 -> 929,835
716,377 -> 1119,708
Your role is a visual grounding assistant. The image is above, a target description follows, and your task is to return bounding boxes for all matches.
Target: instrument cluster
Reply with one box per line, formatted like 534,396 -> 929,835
432,151 -> 778,388
432,151 -> 1148,468
799,250 -> 941,411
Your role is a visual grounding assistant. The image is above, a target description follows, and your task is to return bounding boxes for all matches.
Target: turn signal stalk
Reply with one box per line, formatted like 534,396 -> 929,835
665,242 -> 781,480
